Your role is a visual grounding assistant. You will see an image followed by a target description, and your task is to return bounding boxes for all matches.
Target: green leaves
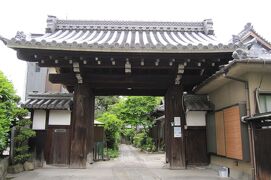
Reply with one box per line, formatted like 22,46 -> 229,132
110,96 -> 161,129
97,113 -> 123,149
13,118 -> 36,164
0,70 -> 35,163
0,70 -> 21,153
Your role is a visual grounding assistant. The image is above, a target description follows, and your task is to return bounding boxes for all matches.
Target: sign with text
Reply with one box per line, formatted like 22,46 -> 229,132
174,117 -> 181,126
174,127 -> 182,138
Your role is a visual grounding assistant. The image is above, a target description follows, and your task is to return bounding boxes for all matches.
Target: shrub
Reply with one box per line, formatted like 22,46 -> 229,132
13,118 -> 36,164
122,128 -> 135,143
133,132 -> 145,148
105,148 -> 119,158
133,132 -> 156,152
97,113 -> 123,149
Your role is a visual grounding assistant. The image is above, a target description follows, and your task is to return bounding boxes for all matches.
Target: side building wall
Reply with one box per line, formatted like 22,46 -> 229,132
207,71 -> 271,179
208,78 -> 251,180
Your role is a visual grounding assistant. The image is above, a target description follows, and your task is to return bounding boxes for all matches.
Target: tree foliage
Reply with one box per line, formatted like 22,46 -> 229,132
0,70 -> 35,162
96,96 -> 161,153
0,71 -> 20,154
111,96 -> 160,129
95,96 -> 120,118
97,112 -> 123,149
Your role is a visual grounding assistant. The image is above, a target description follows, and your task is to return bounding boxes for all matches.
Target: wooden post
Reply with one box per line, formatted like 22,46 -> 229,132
70,84 -> 94,168
165,85 -> 186,169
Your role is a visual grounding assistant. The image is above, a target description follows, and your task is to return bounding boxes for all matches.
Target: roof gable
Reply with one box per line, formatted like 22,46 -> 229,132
233,23 -> 271,51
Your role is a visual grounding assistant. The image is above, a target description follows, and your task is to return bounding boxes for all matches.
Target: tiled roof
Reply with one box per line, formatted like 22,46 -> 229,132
184,94 -> 213,111
22,93 -> 72,110
153,94 -> 213,113
2,15 -> 241,53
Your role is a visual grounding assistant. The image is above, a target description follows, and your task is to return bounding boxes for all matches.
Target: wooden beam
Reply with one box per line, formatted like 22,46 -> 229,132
49,73 -> 174,87
93,89 -> 166,96
38,59 -> 221,71
70,84 -> 94,168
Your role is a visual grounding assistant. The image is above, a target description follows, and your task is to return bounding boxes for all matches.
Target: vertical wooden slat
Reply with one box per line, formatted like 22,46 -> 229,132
224,106 -> 243,160
215,111 -> 226,156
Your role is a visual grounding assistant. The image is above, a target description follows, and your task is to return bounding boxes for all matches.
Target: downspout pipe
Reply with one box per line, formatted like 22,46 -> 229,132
223,71 -> 255,180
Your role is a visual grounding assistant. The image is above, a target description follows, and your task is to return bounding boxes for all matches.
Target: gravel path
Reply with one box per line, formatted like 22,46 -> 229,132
8,144 -> 227,180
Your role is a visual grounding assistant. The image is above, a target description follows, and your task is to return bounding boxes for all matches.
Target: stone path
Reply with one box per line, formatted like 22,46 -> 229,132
8,144 -> 228,180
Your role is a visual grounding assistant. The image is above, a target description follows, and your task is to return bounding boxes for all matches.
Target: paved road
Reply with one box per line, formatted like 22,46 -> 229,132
8,144 -> 227,180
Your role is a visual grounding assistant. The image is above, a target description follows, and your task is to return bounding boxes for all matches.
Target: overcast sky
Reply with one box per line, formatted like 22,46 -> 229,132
0,0 -> 271,99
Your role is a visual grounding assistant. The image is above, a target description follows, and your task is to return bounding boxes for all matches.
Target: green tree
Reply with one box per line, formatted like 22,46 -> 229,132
111,96 -> 161,130
95,96 -> 120,118
0,71 -> 20,154
97,112 -> 123,149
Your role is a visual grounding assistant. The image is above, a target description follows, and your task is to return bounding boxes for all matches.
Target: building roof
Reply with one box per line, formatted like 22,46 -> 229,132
22,93 -> 73,110
153,94 -> 213,114
184,94 -> 213,111
231,23 -> 271,59
194,59 -> 271,93
233,23 -> 271,50
194,23 -> 271,94
1,15 -> 241,53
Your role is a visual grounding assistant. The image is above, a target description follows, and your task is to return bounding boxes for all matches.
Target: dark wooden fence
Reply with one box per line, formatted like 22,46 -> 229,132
254,128 -> 271,180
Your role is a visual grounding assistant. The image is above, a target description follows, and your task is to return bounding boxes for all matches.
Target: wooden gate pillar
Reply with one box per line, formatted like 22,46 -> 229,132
70,84 -> 94,168
165,85 -> 186,169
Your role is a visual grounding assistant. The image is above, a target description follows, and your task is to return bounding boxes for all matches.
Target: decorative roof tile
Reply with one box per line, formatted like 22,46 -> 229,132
3,16 -> 242,53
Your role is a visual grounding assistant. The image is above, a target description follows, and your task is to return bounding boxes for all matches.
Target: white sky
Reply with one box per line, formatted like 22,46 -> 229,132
0,0 -> 271,99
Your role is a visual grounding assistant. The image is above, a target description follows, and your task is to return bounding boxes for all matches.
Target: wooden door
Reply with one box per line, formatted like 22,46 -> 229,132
46,128 -> 70,165
186,127 -> 209,165
215,111 -> 226,156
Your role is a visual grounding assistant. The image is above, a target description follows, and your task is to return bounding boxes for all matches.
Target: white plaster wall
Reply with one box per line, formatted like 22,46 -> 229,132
32,110 -> 46,130
186,111 -> 206,126
48,110 -> 71,125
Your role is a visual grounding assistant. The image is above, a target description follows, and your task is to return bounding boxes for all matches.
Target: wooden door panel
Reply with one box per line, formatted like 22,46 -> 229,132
215,111 -> 226,156
46,128 -> 70,165
52,129 -> 70,165
186,127 -> 209,165
224,106 -> 243,160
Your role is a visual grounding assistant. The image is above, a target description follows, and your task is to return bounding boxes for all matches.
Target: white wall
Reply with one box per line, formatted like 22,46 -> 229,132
32,110 -> 46,130
186,111 -> 206,126
48,110 -> 71,125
